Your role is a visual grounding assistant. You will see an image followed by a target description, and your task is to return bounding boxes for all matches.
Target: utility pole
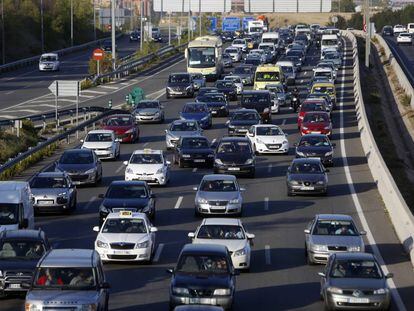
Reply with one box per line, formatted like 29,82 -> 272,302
188,0 -> 191,40
364,0 -> 370,68
71,0 -> 74,46
111,0 -> 116,70
93,0 -> 96,41
140,0 -> 143,50
199,0 -> 202,36
168,11 -> 171,45
130,0 -> 133,31
40,0 -> 44,52
1,0 -> 5,64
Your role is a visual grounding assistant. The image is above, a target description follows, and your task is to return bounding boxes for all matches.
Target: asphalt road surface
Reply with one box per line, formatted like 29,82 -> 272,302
2,38 -> 414,311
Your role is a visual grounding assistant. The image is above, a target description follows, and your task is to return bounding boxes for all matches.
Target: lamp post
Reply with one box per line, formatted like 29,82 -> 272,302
1,0 -> 5,64
168,11 -> 171,45
111,0 -> 116,70
71,0 -> 74,46
40,0 -> 44,52
93,0 -> 96,41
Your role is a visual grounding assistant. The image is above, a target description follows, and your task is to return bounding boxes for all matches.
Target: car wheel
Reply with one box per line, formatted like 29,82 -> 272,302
71,197 -> 77,213
178,159 -> 185,168
287,188 -> 293,196
194,208 -> 201,217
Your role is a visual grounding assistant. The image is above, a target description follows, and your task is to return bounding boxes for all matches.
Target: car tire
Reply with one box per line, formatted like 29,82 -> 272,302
194,208 -> 201,217
178,158 -> 185,168
287,189 -> 293,196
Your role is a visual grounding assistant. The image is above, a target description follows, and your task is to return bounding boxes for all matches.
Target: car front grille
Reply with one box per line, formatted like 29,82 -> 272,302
110,243 -> 135,250
342,289 -> 374,295
327,246 -> 347,251
69,174 -> 89,181
4,270 -> 33,283
208,200 -> 228,206
189,289 -> 214,297
107,255 -> 137,260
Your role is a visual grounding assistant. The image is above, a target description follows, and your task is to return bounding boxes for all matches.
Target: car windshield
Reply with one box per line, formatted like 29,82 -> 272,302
255,72 -> 280,82
315,71 -> 332,78
299,136 -> 330,146
223,54 -> 231,59
169,74 -> 190,83
192,74 -> 203,80
287,51 -> 302,58
106,185 -> 148,199
0,240 -> 46,260
102,218 -> 147,234
233,39 -> 245,44
302,103 -> 325,112
176,254 -> 229,274
0,204 -> 19,225
224,77 -> 241,83
31,177 -> 68,188
235,67 -> 252,74
59,152 -> 93,164
324,53 -> 339,60
198,94 -> 225,103
181,137 -> 209,149
40,56 -> 57,62
291,162 -> 323,174
256,126 -> 283,136
217,141 -> 252,154
182,104 -> 207,113
242,93 -> 270,104
226,48 -> 238,54
313,220 -> 358,236
330,259 -> 382,279
34,267 -> 96,288
104,116 -> 133,126
245,58 -> 261,66
85,133 -> 113,142
312,86 -> 334,93
216,81 -> 234,88
170,122 -> 198,131
232,112 -> 260,121
303,113 -> 329,123
281,66 -> 293,73
130,153 -> 163,164
136,101 -> 159,109
197,225 -> 245,240
200,179 -> 237,192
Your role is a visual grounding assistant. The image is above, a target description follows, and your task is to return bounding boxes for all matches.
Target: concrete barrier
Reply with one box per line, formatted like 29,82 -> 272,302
344,31 -> 414,267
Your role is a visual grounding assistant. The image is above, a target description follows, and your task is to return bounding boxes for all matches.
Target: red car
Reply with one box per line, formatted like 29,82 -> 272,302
102,114 -> 139,143
297,99 -> 328,129
300,111 -> 332,137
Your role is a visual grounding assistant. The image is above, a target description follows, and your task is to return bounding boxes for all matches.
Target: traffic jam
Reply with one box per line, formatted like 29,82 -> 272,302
0,18 -> 393,311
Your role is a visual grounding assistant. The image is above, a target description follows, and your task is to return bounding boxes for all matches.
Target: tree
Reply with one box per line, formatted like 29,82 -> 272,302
331,0 -> 356,13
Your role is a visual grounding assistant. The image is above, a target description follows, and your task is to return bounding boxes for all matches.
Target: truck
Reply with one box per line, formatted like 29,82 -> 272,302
185,36 -> 223,81
248,20 -> 264,36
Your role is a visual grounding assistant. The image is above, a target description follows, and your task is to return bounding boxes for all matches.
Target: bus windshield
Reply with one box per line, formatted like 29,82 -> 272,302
255,71 -> 280,82
188,47 -> 216,68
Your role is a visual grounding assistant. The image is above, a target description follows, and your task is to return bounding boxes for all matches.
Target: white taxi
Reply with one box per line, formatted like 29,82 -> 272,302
124,149 -> 170,186
93,211 -> 157,263
188,218 -> 255,270
81,130 -> 120,160
247,124 -> 289,154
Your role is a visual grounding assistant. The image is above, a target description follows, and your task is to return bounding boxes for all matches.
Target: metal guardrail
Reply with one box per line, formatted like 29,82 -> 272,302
0,34 -> 123,74
0,108 -> 126,175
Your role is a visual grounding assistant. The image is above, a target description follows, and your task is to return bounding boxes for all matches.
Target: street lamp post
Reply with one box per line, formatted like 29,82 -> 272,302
93,0 -> 96,41
1,0 -> 4,64
199,0 -> 202,36
168,11 -> 171,45
40,0 -> 44,52
140,1 -> 143,50
111,0 -> 116,70
70,0 -> 74,46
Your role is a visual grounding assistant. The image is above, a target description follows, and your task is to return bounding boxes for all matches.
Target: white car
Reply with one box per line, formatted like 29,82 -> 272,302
224,47 -> 242,62
397,33 -> 412,45
81,130 -> 120,160
223,75 -> 243,94
232,39 -> 247,52
313,67 -> 335,83
93,211 -> 157,263
270,92 -> 280,114
393,24 -> 407,35
247,124 -> 289,154
124,149 -> 170,186
248,49 -> 267,63
39,53 -> 60,71
188,218 -> 255,270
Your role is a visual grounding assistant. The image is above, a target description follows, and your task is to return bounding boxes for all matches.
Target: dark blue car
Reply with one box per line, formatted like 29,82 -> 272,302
180,102 -> 212,129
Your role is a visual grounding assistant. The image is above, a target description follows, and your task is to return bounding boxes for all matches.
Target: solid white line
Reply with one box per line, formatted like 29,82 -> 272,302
264,197 -> 269,211
99,85 -> 119,90
265,245 -> 271,264
339,38 -> 406,311
268,163 -> 272,173
115,164 -> 124,174
83,196 -> 97,210
5,91 -> 15,95
153,243 -> 164,262
282,119 -> 287,125
143,142 -> 149,147
211,138 -> 217,145
174,196 -> 183,209
303,71 -> 308,76
81,89 -> 107,95
192,168 -> 197,173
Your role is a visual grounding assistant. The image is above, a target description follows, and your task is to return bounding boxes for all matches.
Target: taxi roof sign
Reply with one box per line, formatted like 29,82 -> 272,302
119,211 -> 133,217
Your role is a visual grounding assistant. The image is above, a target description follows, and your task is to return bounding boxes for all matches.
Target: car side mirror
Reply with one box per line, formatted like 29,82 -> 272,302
386,273 -> 393,279
304,229 -> 311,234
100,282 -> 111,289
98,194 -> 105,199
246,233 -> 255,239
150,227 -> 158,233
247,132 -> 254,137
188,232 -> 195,239
359,230 -> 367,235
166,268 -> 174,274
123,161 -> 128,166
80,139 -> 84,143
93,226 -> 100,232
318,272 -> 326,278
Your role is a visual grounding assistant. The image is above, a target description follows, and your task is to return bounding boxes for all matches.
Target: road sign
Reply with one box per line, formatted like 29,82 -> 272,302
92,48 -> 104,61
209,17 -> 217,31
48,80 -> 80,97
331,16 -> 338,23
222,17 -> 240,32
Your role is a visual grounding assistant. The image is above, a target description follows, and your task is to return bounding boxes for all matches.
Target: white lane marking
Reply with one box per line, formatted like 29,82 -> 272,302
211,138 -> 217,145
82,90 -> 107,95
282,119 -> 287,125
143,142 -> 149,147
267,164 -> 272,173
153,243 -> 164,262
5,91 -> 15,95
115,164 -> 125,174
264,197 -> 269,211
174,196 -> 183,209
300,79 -> 304,84
0,114 -> 18,119
120,82 -> 129,86
303,71 -> 308,76
265,245 -> 271,264
339,38 -> 406,311
83,196 -> 97,210
192,168 -> 197,173
99,85 -> 119,90
80,95 -> 95,98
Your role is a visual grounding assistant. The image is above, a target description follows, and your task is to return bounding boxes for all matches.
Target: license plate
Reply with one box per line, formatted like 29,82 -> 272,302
311,131 -> 321,134
349,297 -> 369,303
189,298 -> 215,305
72,181 -> 81,185
9,284 -> 21,289
114,250 -> 131,255
194,159 -> 205,163
300,186 -> 314,190
38,200 -> 54,205
237,129 -> 247,133
268,145 -> 280,149
211,111 -> 217,114
228,167 -> 240,171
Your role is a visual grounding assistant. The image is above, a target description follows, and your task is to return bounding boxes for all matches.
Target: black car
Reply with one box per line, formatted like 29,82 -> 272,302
280,55 -> 302,72
227,109 -> 261,136
101,40 -> 116,52
173,136 -> 214,168
232,64 -> 255,86
196,93 -> 229,117
214,80 -> 237,101
98,181 -> 155,225
221,31 -> 235,42
166,73 -> 195,98
286,50 -> 305,65
167,244 -> 237,310
244,55 -> 263,67
295,134 -> 335,166
55,149 -> 103,186
0,229 -> 50,298
198,87 -> 220,97
214,136 -> 256,178
382,25 -> 393,36
240,91 -> 272,123
129,31 -> 140,42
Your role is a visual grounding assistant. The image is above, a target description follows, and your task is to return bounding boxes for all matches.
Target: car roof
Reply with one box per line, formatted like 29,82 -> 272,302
41,53 -> 58,57
87,129 -> 114,134
35,171 -> 67,178
202,174 -> 236,181
109,180 -> 147,187
316,214 -> 354,221
220,136 -> 250,143
242,90 -> 270,95
312,82 -> 335,87
106,113 -> 132,118
333,252 -> 375,261
254,124 -> 281,128
39,249 -> 98,268
0,229 -> 45,240
202,218 -> 241,226
181,243 -> 228,255
132,149 -> 163,155
291,157 -> 322,164
171,119 -> 198,125
106,211 -> 148,220
64,148 -> 92,154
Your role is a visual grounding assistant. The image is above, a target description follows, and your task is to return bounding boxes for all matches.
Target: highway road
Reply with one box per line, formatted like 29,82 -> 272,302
2,38 -> 414,310
383,35 -> 414,86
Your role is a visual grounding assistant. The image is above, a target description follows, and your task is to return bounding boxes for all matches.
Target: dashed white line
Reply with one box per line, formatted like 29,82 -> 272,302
83,196 -> 97,210
265,245 -> 271,264
264,197 -> 269,211
153,243 -> 164,262
267,163 -> 272,173
5,91 -> 15,95
143,142 -> 149,147
192,168 -> 197,173
211,138 -> 217,145
115,164 -> 124,174
282,119 -> 287,125
99,85 -> 119,90
174,196 -> 183,209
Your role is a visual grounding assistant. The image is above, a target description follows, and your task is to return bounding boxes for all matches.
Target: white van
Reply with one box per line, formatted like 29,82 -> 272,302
0,181 -> 34,232
321,34 -> 340,53
261,32 -> 280,48
408,23 -> 414,34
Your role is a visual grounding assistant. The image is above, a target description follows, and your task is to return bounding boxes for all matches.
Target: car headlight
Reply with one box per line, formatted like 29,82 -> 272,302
96,240 -> 109,248
125,128 -> 134,134
181,154 -> 191,158
172,287 -> 189,295
290,180 -> 299,185
156,168 -> 164,174
296,151 -> 305,157
0,270 -> 2,277
282,140 -> 288,145
256,138 -> 265,144
327,287 -> 343,294
167,86 -> 173,91
154,112 -> 160,117
57,192 -> 68,198
228,124 -> 235,129
245,158 -> 253,165
25,304 -> 42,311
198,197 -> 208,204
215,159 -> 223,165
85,168 -> 97,174
234,247 -> 247,256
348,246 -> 361,252
229,198 -> 240,204
302,126 -> 308,130
373,288 -> 388,295
135,240 -> 150,249
316,180 -> 325,185
299,115 -> 304,120
106,146 -> 113,151
324,126 -> 331,130
80,304 -> 98,311
325,151 -> 333,156
186,85 -> 192,90
126,168 -> 133,174
214,288 -> 231,296
312,244 -> 328,252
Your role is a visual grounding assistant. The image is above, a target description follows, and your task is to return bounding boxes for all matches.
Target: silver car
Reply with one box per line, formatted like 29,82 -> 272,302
165,120 -> 203,149
133,99 -> 165,123
319,252 -> 392,310
191,73 -> 206,90
225,46 -> 242,61
193,174 -> 245,217
30,172 -> 77,214
304,214 -> 366,265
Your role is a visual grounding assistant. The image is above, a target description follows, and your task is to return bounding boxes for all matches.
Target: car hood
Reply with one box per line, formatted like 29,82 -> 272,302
217,87 -> 234,93
127,164 -> 163,174
206,102 -> 226,107
0,259 -> 38,271
289,173 -> 325,181
167,131 -> 199,138
98,233 -> 149,244
31,188 -> 68,196
136,108 -> 159,115
102,125 -> 133,134
197,191 -> 239,201
256,135 -> 286,144
168,82 -> 190,88
302,122 -> 330,129
297,145 -> 332,155
310,235 -> 363,247
230,120 -> 259,126
82,142 -> 113,149
26,290 -> 100,305
57,163 -> 95,173
329,277 -> 386,290
172,273 -> 231,289
181,113 -> 209,121
102,198 -> 149,210
192,239 -> 246,252
216,153 -> 251,164
181,148 -> 214,155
